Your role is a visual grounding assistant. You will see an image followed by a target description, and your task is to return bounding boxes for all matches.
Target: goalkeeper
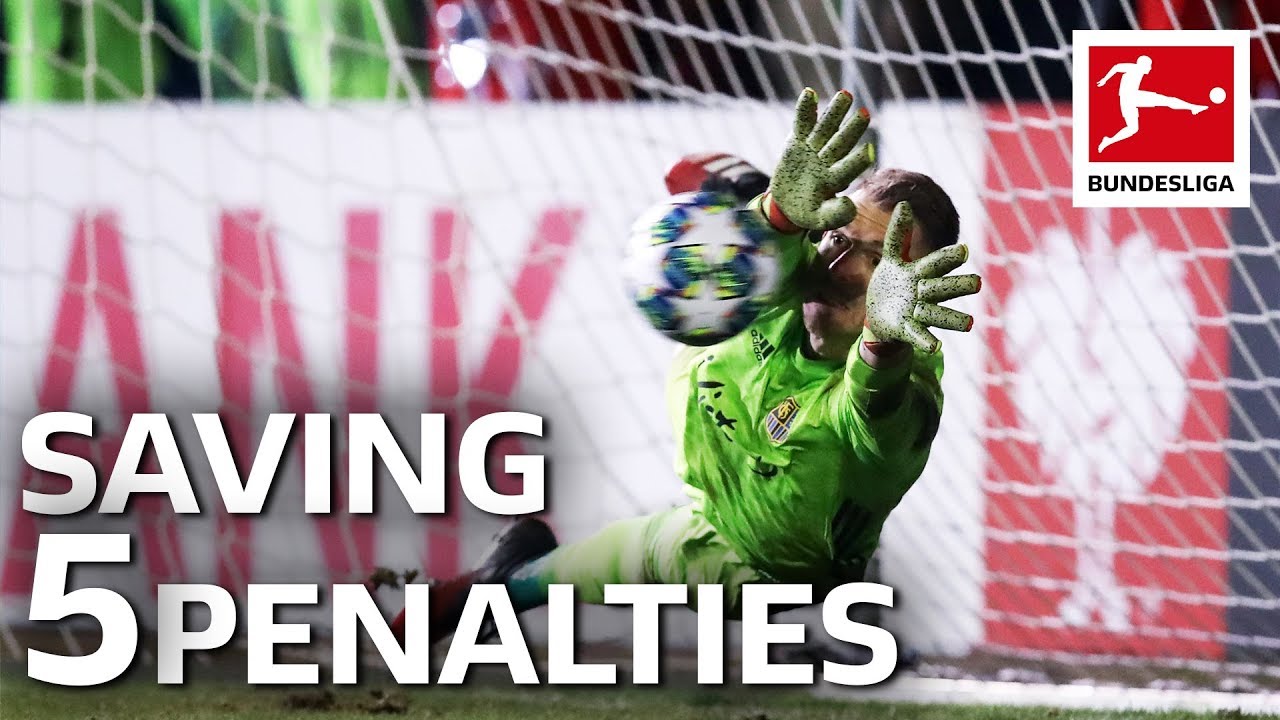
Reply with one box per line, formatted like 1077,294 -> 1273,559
394,88 -> 982,639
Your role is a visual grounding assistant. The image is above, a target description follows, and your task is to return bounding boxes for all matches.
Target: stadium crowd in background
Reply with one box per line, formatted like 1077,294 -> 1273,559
3,0 -> 1277,104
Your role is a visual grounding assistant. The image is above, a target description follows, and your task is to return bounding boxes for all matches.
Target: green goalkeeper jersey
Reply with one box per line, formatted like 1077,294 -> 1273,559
664,202 -> 945,585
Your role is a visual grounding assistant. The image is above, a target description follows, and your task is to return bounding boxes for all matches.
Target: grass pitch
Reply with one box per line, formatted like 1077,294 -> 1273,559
0,671 -> 1263,720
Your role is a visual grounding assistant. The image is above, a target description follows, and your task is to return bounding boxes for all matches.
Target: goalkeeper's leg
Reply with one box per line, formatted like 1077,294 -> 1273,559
393,503 -> 762,645
509,503 -> 762,613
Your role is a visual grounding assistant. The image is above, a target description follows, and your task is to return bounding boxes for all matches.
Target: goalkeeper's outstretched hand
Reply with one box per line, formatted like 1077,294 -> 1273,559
864,201 -> 982,354
767,87 -> 875,231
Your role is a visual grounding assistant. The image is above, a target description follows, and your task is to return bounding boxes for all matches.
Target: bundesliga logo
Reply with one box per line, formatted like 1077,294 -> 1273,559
1072,30 -> 1251,207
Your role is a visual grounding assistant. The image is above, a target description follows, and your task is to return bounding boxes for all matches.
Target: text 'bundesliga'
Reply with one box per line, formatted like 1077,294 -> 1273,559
20,411 -> 898,688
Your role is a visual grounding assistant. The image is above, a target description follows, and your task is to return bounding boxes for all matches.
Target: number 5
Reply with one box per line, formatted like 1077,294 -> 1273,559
28,534 -> 138,686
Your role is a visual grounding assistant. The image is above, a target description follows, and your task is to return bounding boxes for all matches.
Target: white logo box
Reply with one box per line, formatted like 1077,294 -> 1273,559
1071,29 -> 1252,208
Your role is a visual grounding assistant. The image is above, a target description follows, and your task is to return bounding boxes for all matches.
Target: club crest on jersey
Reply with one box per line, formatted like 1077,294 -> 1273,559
766,396 -> 800,443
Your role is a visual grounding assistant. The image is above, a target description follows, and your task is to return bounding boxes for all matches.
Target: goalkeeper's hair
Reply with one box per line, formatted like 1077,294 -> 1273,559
857,168 -> 960,251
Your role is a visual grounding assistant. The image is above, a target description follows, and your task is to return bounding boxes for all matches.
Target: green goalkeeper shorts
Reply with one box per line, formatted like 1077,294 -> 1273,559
542,503 -> 764,616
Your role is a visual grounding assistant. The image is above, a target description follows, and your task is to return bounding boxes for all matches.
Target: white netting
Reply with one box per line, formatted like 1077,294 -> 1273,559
1,0 -> 1277,686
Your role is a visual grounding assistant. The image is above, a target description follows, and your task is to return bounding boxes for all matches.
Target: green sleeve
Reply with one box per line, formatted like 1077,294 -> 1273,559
835,339 -> 945,469
743,194 -> 815,307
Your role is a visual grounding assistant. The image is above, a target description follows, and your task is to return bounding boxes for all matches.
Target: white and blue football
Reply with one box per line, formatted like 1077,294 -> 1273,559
624,192 -> 782,346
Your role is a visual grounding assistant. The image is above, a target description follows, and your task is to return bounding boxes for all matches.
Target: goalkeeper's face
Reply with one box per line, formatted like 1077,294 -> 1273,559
802,190 -> 925,360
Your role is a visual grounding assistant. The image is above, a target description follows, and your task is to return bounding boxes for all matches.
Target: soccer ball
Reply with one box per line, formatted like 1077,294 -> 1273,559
624,191 -> 782,346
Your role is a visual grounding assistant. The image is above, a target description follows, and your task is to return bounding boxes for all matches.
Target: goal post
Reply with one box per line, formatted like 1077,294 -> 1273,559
0,0 -> 1277,686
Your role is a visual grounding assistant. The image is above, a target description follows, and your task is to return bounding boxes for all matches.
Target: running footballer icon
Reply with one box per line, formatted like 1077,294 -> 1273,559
1095,54 -> 1211,154
385,89 -> 983,645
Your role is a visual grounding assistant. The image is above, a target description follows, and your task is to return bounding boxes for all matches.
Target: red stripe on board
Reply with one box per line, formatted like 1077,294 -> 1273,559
426,209 -> 467,579
1,212 -> 185,596
314,209 -> 382,581
215,210 -> 317,594
425,208 -> 582,579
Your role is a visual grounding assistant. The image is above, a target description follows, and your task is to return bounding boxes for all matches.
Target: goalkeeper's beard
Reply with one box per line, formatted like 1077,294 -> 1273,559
802,293 -> 867,361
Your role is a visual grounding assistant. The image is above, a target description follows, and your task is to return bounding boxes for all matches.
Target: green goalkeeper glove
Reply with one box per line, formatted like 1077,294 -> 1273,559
864,201 -> 982,354
767,88 -> 875,231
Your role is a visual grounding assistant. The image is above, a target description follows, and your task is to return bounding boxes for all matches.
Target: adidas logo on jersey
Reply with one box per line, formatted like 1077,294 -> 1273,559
750,330 -> 776,364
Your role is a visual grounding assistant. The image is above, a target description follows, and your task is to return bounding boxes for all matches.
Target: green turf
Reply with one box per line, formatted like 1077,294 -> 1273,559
0,672 -> 1261,720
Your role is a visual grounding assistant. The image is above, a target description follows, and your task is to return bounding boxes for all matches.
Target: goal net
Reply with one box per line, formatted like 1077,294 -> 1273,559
1,0 -> 1277,689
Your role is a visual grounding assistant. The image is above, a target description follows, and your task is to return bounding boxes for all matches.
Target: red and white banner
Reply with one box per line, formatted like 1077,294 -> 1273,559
983,104 -> 1230,658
